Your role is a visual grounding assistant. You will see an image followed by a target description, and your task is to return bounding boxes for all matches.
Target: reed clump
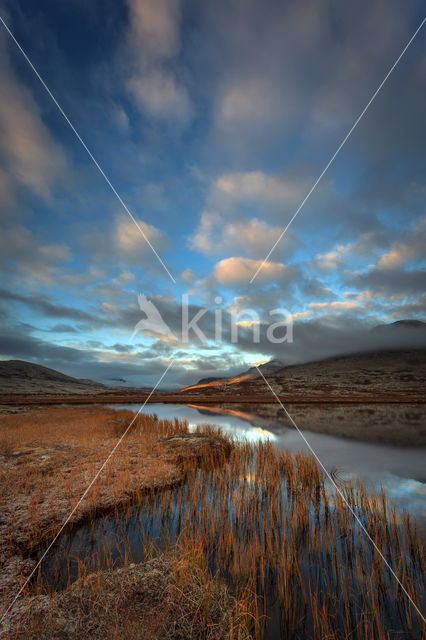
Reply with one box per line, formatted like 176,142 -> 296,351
4,541 -> 254,640
1,410 -> 424,639
0,407 -> 230,612
36,438 -> 422,639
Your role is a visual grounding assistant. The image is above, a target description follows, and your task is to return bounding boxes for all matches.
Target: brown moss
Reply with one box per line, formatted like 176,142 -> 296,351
0,407 -> 232,612
160,431 -> 232,468
4,548 -> 253,640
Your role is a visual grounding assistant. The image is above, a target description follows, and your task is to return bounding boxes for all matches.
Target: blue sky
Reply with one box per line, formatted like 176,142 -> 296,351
0,0 -> 425,387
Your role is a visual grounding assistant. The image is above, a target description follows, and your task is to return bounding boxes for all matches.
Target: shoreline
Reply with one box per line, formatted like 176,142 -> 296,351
1,406 -> 424,639
0,407 -> 231,617
1,393 -> 425,405
1,397 -> 425,447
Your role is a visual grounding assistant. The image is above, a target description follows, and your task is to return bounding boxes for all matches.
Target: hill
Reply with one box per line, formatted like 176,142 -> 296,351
0,360 -> 107,396
177,349 -> 426,401
372,319 -> 426,332
189,359 -> 286,392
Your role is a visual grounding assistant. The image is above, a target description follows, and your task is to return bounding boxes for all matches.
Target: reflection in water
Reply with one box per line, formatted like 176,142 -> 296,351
37,439 -> 425,640
109,403 -> 426,522
32,403 -> 425,640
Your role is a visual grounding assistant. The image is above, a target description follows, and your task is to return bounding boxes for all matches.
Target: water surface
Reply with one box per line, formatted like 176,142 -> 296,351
33,402 -> 425,639
110,402 -> 426,522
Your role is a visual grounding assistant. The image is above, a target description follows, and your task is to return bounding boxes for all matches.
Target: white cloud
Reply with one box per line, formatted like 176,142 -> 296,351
190,210 -> 296,259
224,218 -> 282,255
127,69 -> 190,121
216,75 -> 287,140
115,216 -> 166,257
0,224 -> 71,285
214,170 -> 302,207
213,256 -> 290,286
288,310 -> 313,321
0,47 -> 68,200
189,210 -> 221,254
127,0 -> 180,62
189,169 -> 309,260
305,290 -> 383,317
313,247 -> 346,271
181,268 -> 196,284
125,0 -> 191,121
308,300 -> 358,312
377,217 -> 426,270
312,231 -> 392,272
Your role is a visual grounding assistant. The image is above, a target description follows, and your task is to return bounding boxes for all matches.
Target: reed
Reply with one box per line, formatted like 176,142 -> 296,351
1,408 -> 424,639
0,406 -> 197,557
4,540 -> 254,640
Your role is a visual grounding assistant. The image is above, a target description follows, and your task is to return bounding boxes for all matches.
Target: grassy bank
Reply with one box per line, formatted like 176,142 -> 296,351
0,407 -> 230,612
1,407 -> 425,639
4,543 -> 254,640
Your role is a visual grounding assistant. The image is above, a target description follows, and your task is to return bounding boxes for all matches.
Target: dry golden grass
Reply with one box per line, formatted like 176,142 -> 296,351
0,408 -> 182,549
1,407 -> 424,639
4,541 -> 254,640
40,439 -> 420,640
0,406 -> 231,612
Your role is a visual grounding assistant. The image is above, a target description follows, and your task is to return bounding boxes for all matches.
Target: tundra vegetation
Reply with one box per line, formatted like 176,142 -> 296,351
0,407 -> 424,639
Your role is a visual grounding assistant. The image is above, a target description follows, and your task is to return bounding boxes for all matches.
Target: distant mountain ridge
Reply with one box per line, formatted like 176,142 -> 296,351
372,319 -> 426,331
196,376 -> 225,385
187,359 -> 286,392
0,360 -> 107,396
179,349 -> 426,400
187,321 -> 426,391
1,319 -> 425,398
247,359 -> 286,375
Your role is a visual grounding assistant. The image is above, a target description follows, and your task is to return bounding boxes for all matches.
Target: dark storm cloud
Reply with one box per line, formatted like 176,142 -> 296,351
387,293 -> 426,318
47,324 -> 79,333
120,292 -> 426,376
0,325 -> 250,388
230,317 -> 426,366
0,331 -> 86,363
346,268 -> 426,296
0,329 -> 175,386
0,287 -> 97,323
299,280 -> 338,301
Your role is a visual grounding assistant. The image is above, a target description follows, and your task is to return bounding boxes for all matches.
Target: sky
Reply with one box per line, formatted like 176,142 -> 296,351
0,0 -> 425,388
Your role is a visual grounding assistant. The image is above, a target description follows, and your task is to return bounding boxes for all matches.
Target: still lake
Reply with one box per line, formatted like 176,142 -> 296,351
111,402 -> 425,523
35,401 -> 425,640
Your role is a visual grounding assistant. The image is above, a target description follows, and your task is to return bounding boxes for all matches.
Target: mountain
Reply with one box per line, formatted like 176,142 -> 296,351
194,359 -> 285,387
178,350 -> 426,400
182,320 -> 426,398
196,376 -> 225,385
0,360 -> 107,396
184,359 -> 286,393
373,319 -> 426,332
247,359 -> 286,375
